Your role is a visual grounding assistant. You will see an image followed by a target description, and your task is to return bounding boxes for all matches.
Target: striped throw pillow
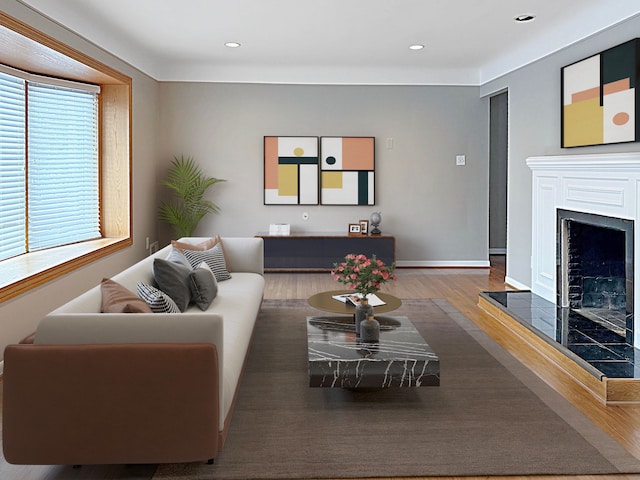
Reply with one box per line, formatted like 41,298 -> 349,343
136,282 -> 181,313
183,244 -> 232,281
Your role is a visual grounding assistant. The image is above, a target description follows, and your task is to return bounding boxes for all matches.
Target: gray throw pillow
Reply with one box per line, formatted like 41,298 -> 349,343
152,258 -> 192,312
189,262 -> 218,310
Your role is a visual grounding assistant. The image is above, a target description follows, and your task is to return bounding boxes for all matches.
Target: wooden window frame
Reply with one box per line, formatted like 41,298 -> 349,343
0,12 -> 132,303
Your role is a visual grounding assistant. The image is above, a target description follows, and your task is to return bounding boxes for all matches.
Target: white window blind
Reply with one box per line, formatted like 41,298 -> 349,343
0,65 -> 100,261
0,72 -> 26,261
28,82 -> 100,250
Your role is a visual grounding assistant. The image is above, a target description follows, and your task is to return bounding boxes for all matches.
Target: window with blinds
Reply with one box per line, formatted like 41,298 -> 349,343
0,68 -> 100,262
0,72 -> 25,260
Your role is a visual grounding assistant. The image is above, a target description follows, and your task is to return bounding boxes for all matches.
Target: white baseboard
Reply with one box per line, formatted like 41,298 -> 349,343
505,276 -> 530,291
396,260 -> 491,268
489,248 -> 507,255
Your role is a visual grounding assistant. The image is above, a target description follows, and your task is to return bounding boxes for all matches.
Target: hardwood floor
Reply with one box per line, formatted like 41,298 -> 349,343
2,256 -> 640,479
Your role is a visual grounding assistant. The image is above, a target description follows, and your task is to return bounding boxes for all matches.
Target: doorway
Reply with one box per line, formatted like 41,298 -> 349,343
489,91 -> 508,264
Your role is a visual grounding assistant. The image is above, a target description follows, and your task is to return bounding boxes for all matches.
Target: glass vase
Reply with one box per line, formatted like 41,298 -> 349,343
360,314 -> 380,343
355,297 -> 373,337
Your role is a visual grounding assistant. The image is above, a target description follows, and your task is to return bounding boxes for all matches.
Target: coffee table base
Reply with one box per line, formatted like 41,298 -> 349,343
307,315 -> 440,389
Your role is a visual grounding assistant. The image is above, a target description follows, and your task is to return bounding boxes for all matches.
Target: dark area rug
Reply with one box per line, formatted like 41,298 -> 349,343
153,298 -> 640,479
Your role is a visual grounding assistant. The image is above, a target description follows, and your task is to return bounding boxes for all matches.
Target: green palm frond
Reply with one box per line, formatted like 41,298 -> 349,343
159,155 -> 225,237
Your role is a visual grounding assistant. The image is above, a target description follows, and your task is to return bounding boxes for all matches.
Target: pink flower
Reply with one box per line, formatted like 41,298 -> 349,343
331,253 -> 396,295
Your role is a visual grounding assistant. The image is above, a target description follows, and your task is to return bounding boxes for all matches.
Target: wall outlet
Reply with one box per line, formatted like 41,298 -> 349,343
456,155 -> 466,166
149,241 -> 159,255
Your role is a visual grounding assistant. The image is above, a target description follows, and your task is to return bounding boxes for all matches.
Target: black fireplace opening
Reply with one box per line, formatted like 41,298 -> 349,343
557,209 -> 634,344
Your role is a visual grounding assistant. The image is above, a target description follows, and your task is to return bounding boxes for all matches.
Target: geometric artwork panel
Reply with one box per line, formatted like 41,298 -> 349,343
562,38 -> 640,147
320,136 -> 375,205
264,136 -> 319,205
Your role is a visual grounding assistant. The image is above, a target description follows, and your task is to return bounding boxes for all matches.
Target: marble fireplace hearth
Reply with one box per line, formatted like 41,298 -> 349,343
481,290 -> 640,379
478,290 -> 640,404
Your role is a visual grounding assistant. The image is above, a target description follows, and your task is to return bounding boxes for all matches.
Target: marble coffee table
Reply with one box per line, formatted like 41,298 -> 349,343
307,315 -> 440,389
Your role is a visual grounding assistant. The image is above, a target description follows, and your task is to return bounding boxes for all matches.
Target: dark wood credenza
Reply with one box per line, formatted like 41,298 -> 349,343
255,233 -> 395,272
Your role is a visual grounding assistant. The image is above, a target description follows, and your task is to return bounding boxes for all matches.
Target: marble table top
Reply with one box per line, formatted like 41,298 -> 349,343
307,315 -> 440,389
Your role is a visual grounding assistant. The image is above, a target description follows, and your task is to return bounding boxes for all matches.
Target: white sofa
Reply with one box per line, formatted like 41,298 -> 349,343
2,237 -> 265,466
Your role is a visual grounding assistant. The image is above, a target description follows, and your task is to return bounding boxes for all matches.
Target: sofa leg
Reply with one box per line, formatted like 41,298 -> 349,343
207,458 -> 214,465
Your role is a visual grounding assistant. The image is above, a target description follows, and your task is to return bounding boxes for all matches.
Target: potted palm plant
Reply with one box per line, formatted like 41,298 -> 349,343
159,155 -> 225,237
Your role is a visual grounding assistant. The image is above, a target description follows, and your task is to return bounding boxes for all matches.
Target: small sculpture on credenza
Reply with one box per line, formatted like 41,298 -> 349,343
369,211 -> 382,235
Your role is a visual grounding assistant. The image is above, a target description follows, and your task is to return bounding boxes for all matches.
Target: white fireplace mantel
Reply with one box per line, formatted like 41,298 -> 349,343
528,152 -> 640,347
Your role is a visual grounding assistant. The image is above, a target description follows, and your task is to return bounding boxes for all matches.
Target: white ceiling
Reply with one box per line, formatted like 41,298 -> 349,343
15,0 -> 640,85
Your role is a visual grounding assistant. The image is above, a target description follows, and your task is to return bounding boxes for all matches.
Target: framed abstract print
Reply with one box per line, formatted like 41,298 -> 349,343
562,38 -> 640,147
320,136 -> 375,205
264,136 -> 319,205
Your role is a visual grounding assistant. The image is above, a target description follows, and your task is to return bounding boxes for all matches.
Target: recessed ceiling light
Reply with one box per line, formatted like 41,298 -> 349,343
514,14 -> 536,23
409,44 -> 424,50
225,42 -> 241,48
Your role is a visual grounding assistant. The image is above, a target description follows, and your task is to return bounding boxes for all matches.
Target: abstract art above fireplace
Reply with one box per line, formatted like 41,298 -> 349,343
561,38 -> 640,148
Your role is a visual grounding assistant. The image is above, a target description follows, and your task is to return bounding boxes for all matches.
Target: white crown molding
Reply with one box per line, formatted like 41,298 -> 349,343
153,63 -> 482,86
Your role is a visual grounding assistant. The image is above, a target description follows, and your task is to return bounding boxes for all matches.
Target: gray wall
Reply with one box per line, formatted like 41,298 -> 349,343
480,14 -> 640,289
0,2 -> 161,353
158,83 -> 490,265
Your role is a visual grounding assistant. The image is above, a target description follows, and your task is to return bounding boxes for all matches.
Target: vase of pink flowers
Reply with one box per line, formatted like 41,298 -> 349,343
330,253 -> 397,336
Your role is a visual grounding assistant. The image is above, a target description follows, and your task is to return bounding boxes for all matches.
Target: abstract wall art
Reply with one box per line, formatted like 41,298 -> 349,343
264,136 -> 319,205
320,136 -> 375,205
562,38 -> 640,147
